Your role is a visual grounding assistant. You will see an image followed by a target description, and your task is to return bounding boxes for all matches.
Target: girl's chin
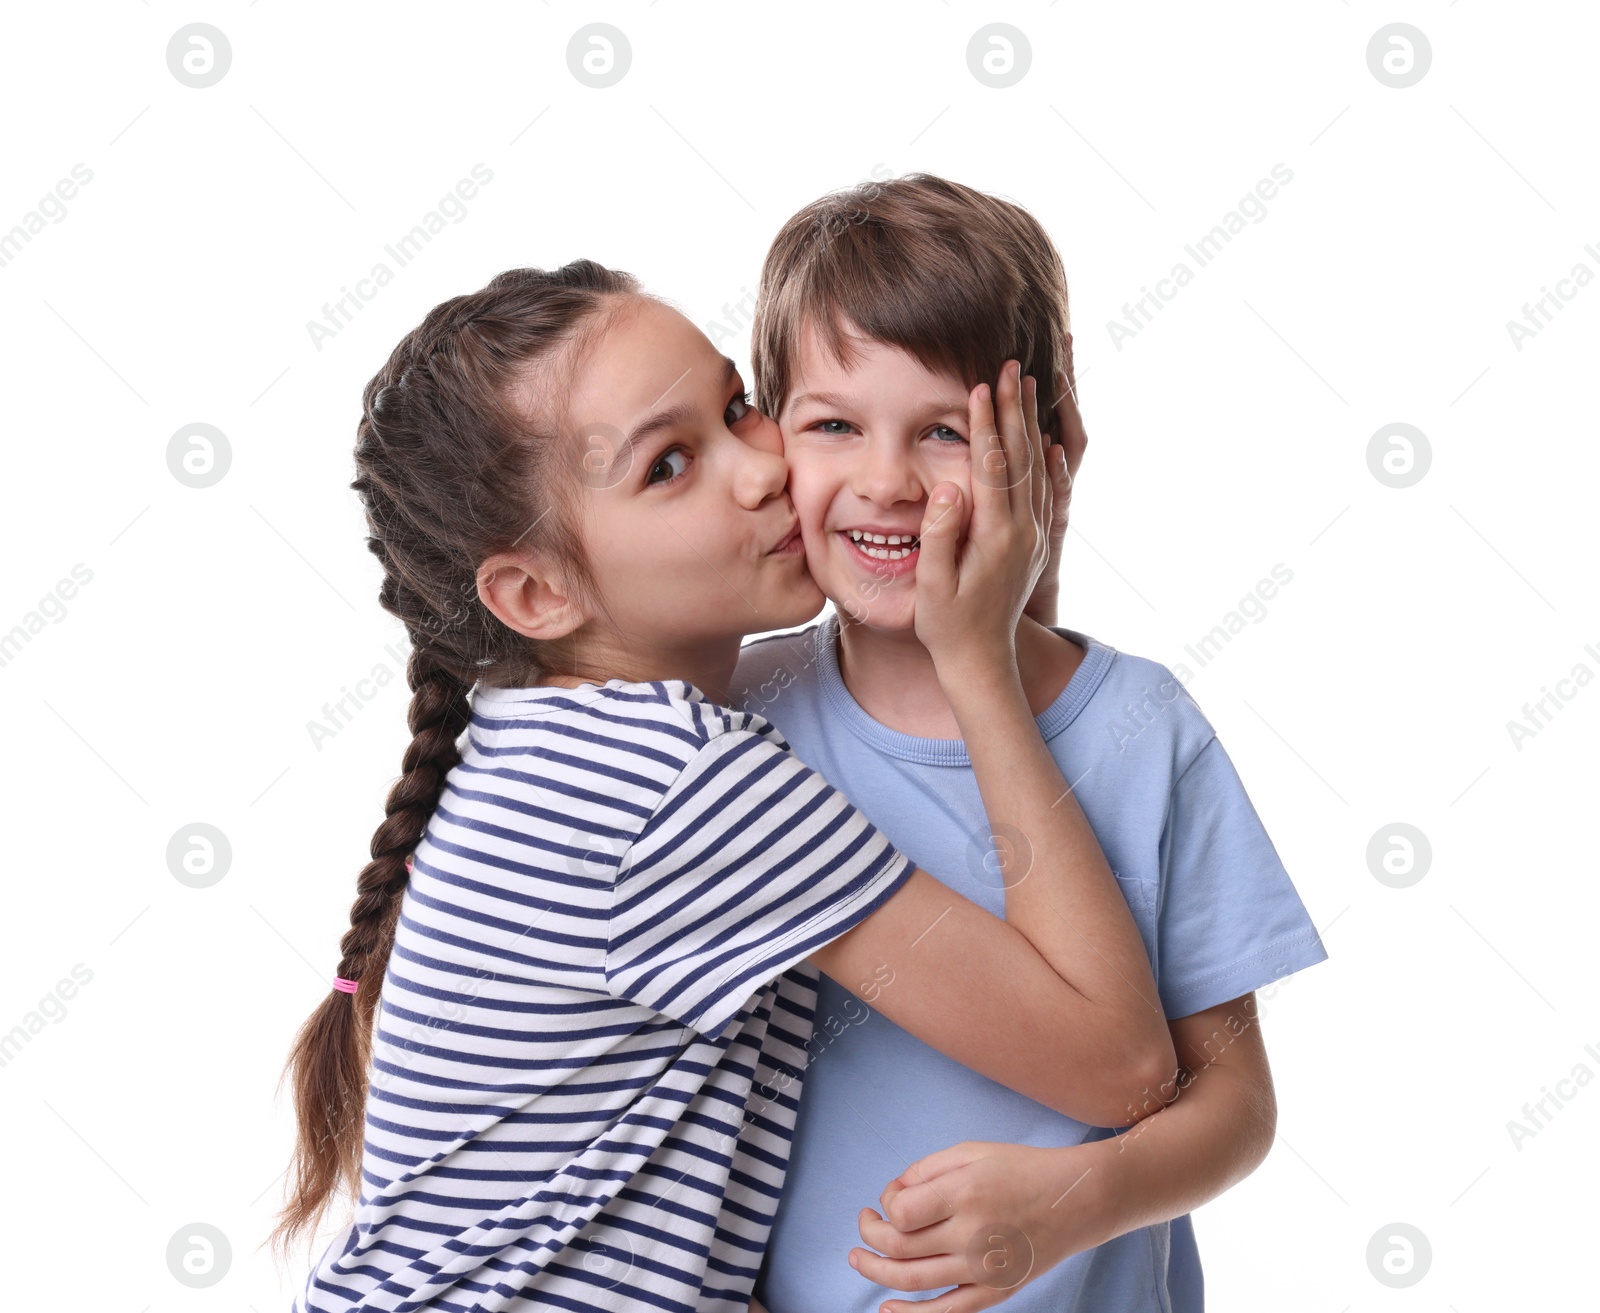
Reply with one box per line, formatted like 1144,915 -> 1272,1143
763,578 -> 828,629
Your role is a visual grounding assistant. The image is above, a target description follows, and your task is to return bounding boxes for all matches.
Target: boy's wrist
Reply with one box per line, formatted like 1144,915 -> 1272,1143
929,633 -> 1019,687
1062,1136 -> 1137,1252
935,649 -> 1028,721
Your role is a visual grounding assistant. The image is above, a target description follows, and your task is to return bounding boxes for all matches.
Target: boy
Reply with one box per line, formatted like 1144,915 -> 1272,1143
732,173 -> 1328,1311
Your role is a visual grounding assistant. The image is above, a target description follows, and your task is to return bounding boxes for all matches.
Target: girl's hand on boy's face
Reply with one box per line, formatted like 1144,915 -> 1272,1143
911,358 -> 1052,677
1024,333 -> 1087,628
847,1139 -> 1112,1313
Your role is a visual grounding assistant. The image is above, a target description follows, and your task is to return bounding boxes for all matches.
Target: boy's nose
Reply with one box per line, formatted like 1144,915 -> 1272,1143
852,442 -> 925,507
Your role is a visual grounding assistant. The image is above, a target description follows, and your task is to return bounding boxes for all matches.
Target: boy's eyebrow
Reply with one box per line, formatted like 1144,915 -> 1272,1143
613,355 -> 740,471
787,388 -> 969,420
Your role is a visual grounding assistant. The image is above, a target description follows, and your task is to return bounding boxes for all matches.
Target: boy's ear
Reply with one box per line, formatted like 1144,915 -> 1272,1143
477,551 -> 589,643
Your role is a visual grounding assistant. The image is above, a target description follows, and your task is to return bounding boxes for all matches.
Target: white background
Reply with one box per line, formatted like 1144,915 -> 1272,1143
1,2 -> 1595,1308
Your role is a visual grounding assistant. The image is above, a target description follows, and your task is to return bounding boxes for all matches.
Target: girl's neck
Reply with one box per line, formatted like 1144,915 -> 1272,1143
835,613 -> 1083,740
535,637 -> 741,706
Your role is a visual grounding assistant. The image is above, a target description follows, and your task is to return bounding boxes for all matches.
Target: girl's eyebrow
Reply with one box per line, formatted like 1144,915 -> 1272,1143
609,356 -> 741,479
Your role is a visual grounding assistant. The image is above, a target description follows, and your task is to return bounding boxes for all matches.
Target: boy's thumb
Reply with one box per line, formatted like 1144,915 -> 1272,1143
916,483 -> 963,587
923,482 -> 962,526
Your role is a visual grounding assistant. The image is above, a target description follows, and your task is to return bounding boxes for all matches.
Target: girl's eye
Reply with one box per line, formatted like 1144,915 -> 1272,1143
814,419 -> 853,435
725,390 -> 757,427
929,424 -> 967,444
646,447 -> 689,486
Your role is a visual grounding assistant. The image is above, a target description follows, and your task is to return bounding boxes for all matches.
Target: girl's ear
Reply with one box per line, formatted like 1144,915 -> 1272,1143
477,552 -> 588,643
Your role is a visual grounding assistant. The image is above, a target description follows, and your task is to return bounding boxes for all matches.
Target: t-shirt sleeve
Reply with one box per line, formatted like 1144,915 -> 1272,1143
1155,734 -> 1329,1018
604,728 -> 916,1039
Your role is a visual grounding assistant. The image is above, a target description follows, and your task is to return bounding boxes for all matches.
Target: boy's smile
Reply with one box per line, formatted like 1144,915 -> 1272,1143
780,316 -> 975,630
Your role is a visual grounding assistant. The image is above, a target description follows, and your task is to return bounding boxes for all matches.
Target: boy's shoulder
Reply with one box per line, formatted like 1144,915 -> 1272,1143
1048,627 -> 1221,779
737,622 -> 821,669
732,623 -> 827,713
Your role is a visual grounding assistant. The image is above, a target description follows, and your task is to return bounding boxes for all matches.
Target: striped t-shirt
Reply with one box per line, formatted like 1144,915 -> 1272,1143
293,675 -> 915,1313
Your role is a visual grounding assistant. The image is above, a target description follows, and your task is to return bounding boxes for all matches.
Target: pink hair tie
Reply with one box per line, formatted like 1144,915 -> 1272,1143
405,852 -> 414,874
333,976 -> 360,994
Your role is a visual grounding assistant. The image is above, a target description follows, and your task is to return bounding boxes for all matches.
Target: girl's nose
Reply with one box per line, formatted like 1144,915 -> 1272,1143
732,436 -> 791,508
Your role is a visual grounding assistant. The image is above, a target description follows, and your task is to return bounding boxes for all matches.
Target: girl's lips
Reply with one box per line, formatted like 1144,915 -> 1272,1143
837,529 -> 919,578
767,523 -> 804,555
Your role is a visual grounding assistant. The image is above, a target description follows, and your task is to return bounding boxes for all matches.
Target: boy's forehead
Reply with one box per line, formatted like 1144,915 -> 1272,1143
787,317 -> 969,418
793,316 -> 960,388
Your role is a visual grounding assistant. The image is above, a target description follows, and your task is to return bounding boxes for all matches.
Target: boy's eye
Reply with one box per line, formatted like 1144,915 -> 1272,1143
646,447 -> 689,486
814,419 -> 853,435
929,424 -> 966,444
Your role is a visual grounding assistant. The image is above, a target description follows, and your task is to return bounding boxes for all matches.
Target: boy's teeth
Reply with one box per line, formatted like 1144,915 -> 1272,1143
845,528 -> 918,561
847,530 -> 916,545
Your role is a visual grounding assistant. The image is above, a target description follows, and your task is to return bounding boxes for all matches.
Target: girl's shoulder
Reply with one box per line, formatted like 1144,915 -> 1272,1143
468,676 -> 791,760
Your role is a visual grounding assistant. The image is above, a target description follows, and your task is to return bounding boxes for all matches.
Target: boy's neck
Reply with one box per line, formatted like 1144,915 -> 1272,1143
834,613 -> 1085,740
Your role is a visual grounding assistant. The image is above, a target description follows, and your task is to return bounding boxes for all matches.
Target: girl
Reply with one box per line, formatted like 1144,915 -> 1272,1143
268,260 -> 1176,1313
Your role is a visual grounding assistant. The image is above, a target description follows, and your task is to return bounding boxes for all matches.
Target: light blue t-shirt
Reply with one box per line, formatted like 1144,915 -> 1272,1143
731,614 -> 1329,1312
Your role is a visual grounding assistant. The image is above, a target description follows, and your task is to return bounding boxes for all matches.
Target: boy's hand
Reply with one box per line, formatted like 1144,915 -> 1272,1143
847,1140 -> 1114,1313
913,358 -> 1053,680
1024,333 -> 1087,629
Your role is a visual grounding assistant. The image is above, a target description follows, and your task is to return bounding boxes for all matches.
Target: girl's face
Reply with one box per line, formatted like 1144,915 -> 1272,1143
779,316 -> 976,633
558,298 -> 824,665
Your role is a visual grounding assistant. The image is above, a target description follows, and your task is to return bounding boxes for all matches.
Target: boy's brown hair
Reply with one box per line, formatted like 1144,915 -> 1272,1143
751,171 -> 1070,440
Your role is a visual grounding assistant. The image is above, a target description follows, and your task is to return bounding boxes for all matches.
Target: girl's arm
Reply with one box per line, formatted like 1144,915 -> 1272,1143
847,993 -> 1277,1313
808,361 -> 1176,1126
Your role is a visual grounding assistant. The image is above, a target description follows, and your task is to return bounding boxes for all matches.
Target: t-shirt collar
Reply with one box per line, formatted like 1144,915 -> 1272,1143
814,611 -> 1114,766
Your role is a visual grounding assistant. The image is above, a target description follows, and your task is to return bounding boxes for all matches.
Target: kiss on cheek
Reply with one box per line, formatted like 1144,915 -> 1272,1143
778,320 -> 978,631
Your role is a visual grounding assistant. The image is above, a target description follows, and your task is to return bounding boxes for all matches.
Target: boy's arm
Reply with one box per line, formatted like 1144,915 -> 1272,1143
816,360 -> 1174,1125
940,669 -> 1176,1098
849,993 -> 1277,1312
914,361 -> 1175,1102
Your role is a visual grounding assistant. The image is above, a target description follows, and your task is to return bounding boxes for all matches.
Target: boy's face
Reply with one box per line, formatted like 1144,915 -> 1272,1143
779,317 -> 975,632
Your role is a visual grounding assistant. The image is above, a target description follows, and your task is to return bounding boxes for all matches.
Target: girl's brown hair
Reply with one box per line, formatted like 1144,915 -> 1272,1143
266,259 -> 645,1263
751,171 -> 1071,439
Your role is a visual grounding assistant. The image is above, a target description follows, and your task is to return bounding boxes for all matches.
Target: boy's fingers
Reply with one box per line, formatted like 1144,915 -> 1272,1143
915,482 -> 964,596
1051,362 -> 1088,482
968,381 -> 1006,526
1023,373 -> 1049,546
879,1178 -> 957,1233
995,361 -> 1031,514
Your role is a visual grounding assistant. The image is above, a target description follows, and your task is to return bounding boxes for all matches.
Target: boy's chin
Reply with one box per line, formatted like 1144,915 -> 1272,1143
826,592 -> 918,634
